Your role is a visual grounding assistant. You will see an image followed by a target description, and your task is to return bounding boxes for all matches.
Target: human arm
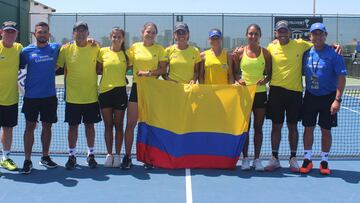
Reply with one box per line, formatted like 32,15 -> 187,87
256,48 -> 272,85
232,47 -> 246,85
330,75 -> 346,115
137,61 -> 167,77
198,51 -> 206,84
226,52 -> 235,84
96,62 -> 103,75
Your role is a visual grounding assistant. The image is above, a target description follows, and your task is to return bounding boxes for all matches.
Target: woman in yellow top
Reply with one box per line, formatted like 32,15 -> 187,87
233,24 -> 272,171
162,23 -> 201,84
96,27 -> 128,168
125,22 -> 167,169
199,28 -> 234,84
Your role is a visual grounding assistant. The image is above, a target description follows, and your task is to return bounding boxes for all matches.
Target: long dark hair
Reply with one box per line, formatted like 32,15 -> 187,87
111,26 -> 128,63
246,24 -> 262,37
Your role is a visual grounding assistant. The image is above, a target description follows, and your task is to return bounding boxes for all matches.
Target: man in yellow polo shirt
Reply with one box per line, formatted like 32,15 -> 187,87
57,22 -> 101,169
265,20 -> 312,172
0,21 -> 22,171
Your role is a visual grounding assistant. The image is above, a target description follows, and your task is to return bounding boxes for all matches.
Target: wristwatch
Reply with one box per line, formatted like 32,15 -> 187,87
335,97 -> 342,103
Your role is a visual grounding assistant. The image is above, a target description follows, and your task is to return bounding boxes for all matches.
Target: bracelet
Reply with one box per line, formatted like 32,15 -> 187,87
335,98 -> 342,103
148,70 -> 152,76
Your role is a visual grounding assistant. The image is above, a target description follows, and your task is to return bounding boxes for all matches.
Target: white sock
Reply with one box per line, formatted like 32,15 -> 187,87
304,150 -> 312,160
321,152 -> 329,162
69,148 -> 76,156
2,150 -> 10,160
88,147 -> 94,156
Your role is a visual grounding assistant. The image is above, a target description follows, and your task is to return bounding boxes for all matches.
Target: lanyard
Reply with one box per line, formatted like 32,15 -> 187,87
311,52 -> 321,75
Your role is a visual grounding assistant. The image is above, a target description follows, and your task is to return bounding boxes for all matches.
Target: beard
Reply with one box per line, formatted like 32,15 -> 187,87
37,37 -> 48,43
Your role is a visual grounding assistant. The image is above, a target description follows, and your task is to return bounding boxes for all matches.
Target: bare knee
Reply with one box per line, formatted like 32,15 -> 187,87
25,122 -> 37,132
84,123 -> 94,131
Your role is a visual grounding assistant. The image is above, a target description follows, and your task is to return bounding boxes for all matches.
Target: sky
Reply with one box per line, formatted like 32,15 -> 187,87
37,0 -> 360,14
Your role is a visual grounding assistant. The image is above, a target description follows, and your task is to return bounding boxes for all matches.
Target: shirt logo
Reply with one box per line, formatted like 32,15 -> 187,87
0,55 -> 5,60
71,54 -> 77,61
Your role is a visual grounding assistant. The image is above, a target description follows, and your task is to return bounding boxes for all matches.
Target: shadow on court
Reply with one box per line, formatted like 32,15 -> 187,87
1,164 -> 182,187
188,166 -> 360,184
2,162 -> 359,187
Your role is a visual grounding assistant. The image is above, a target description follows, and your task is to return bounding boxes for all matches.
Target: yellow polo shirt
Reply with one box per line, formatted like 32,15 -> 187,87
267,39 -> 312,92
97,47 -> 127,93
57,42 -> 100,104
0,41 -> 22,105
165,45 -> 201,83
126,42 -> 167,83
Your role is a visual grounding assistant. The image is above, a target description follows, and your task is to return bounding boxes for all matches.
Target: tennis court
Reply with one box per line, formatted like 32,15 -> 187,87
1,155 -> 359,203
8,81 -> 360,158
1,79 -> 359,203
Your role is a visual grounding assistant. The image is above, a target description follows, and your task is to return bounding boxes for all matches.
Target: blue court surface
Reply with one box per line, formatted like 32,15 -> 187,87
1,155 -> 359,203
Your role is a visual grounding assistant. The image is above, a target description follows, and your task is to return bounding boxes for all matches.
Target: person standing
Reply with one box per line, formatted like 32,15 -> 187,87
265,20 -> 313,172
233,24 -> 272,171
19,22 -> 59,174
125,22 -> 167,169
57,22 -> 101,169
97,27 -> 128,168
199,28 -> 234,84
0,21 -> 22,171
163,23 -> 201,84
300,23 -> 346,175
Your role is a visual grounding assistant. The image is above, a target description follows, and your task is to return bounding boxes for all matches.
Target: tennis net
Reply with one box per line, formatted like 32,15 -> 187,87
6,86 -> 360,159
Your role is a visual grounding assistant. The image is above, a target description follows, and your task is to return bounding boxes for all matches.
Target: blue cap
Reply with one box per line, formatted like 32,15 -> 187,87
208,29 -> 222,38
310,23 -> 327,33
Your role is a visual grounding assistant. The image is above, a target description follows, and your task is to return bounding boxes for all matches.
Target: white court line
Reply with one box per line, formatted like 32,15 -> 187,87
341,106 -> 360,115
185,169 -> 193,203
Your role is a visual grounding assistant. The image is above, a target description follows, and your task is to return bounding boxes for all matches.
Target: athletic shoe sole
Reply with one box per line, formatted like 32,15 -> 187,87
39,161 -> 58,169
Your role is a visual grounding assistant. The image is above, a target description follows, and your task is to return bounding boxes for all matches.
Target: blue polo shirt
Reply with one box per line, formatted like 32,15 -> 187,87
20,43 -> 60,98
303,45 -> 347,96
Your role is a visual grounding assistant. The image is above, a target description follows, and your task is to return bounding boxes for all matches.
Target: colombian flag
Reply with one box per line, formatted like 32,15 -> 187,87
136,78 -> 256,169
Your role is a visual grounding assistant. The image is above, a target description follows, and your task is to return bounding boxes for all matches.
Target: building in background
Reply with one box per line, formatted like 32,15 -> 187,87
0,0 -> 30,45
30,0 -> 56,43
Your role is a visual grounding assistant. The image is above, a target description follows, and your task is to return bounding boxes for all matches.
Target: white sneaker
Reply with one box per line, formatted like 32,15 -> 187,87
113,154 -> 121,168
265,157 -> 281,171
104,154 -> 113,167
252,159 -> 264,171
241,158 -> 251,171
289,157 -> 300,173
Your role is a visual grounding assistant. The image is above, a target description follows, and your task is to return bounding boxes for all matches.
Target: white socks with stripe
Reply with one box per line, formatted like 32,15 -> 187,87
2,150 -> 10,160
88,148 -> 94,156
304,150 -> 312,160
69,148 -> 76,156
321,152 -> 329,162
